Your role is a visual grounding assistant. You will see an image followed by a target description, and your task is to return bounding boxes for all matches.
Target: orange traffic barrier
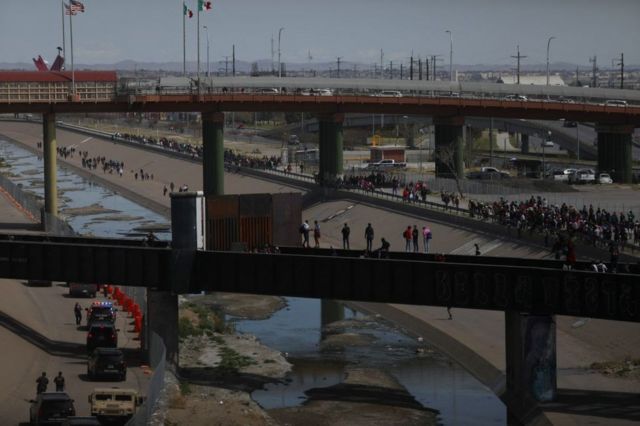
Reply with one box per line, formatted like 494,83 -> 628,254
134,315 -> 142,333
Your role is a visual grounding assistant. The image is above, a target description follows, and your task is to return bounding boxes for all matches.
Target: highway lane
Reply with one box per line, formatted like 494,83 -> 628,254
0,278 -> 148,424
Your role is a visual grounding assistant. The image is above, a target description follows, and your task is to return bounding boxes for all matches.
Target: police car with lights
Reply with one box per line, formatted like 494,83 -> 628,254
86,301 -> 116,327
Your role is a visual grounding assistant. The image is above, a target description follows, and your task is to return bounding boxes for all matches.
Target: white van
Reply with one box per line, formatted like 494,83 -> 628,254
604,99 -> 628,107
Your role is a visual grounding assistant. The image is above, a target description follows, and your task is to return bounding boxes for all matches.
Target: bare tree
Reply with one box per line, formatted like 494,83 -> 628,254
435,144 -> 465,199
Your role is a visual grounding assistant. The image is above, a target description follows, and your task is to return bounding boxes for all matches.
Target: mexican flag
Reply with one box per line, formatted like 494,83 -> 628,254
183,3 -> 193,18
198,0 -> 212,11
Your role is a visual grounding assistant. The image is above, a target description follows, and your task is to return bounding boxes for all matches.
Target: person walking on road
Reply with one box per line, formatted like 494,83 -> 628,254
403,226 -> 412,252
412,225 -> 419,252
74,302 -> 82,325
365,223 -> 374,252
54,372 -> 65,392
342,223 -> 351,250
36,372 -> 48,394
300,220 -> 310,248
422,226 -> 432,254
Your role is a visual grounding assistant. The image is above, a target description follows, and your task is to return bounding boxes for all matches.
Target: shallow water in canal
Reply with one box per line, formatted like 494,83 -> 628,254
1,138 -> 506,425
234,298 -> 506,425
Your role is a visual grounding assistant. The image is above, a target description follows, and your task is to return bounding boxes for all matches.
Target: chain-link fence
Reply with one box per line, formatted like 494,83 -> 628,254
126,332 -> 166,426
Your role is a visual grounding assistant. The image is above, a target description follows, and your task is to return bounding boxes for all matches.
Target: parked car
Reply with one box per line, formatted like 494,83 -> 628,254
87,322 -> 118,352
597,173 -> 613,184
604,99 -> 628,107
86,301 -> 116,326
568,169 -> 595,184
366,159 -> 407,169
29,392 -> 76,425
542,140 -> 555,148
87,347 -> 126,381
505,94 -> 528,101
378,90 -> 403,97
69,283 -> 98,298
562,119 -> 578,127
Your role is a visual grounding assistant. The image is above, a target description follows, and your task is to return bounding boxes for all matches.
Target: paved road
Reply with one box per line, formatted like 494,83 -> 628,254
1,121 -> 639,425
0,278 -> 148,424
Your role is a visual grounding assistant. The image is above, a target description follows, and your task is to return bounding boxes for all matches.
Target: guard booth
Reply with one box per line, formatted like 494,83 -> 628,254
206,193 -> 302,251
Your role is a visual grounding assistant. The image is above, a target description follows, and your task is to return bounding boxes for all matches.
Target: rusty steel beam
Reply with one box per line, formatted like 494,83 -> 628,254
0,236 -> 638,323
0,95 -> 638,125
193,250 -> 640,323
0,240 -> 170,289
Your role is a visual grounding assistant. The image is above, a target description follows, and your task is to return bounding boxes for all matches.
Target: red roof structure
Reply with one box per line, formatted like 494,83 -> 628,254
0,71 -> 117,83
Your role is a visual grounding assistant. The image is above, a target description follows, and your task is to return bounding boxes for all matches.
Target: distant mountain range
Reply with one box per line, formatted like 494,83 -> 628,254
0,59 -> 635,74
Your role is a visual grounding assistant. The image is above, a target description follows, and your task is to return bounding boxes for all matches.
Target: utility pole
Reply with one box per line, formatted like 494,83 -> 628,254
389,61 -> 393,79
589,56 -> 598,87
430,55 -> 443,80
270,34 -> 275,75
425,58 -> 429,81
410,56 -> 414,80
336,56 -> 342,78
575,66 -> 579,86
380,49 -> 384,79
418,58 -> 422,80
511,45 -> 527,84
223,56 -> 229,76
616,53 -> 624,89
277,27 -> 284,78
232,44 -> 236,76
400,63 -> 403,80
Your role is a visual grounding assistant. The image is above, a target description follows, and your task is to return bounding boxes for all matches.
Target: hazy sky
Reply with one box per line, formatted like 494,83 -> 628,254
1,0 -> 638,67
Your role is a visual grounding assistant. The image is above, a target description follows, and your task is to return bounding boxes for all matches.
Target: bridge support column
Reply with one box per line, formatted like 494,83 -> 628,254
202,111 -> 225,196
318,113 -> 344,185
434,116 -> 464,179
505,312 -> 556,420
42,113 -> 58,216
320,300 -> 345,340
596,123 -> 634,183
520,133 -> 530,154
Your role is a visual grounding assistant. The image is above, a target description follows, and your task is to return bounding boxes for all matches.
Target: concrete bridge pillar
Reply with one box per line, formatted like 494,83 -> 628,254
505,311 -> 557,420
318,113 -> 344,185
320,300 -> 345,340
596,123 -> 634,183
147,192 -> 204,366
202,111 -> 225,196
520,133 -> 530,154
42,113 -> 58,216
433,116 -> 464,179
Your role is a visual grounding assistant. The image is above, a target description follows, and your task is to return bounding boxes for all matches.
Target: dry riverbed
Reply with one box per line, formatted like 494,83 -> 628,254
163,293 -> 438,425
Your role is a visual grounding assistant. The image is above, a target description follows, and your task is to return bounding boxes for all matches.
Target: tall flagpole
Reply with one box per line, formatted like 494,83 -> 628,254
61,1 -> 66,61
182,2 -> 186,76
69,7 -> 75,94
197,4 -> 200,94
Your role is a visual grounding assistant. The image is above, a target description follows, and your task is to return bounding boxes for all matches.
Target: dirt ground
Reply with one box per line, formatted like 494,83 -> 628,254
163,293 -> 438,425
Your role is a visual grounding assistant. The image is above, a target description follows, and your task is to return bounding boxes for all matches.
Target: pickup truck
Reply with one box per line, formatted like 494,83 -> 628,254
366,159 -> 407,169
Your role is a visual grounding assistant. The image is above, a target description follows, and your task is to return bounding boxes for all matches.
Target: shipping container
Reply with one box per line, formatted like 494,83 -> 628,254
205,193 -> 301,251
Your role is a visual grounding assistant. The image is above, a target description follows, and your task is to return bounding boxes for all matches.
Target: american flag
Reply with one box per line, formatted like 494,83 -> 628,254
64,3 -> 76,16
70,0 -> 85,13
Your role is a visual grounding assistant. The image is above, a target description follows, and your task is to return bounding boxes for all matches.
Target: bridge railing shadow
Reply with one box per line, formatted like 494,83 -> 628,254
0,310 -> 140,362
541,388 -> 640,422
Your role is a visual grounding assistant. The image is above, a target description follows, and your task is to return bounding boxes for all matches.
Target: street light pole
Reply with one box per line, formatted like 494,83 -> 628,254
445,30 -> 453,81
546,36 -> 556,86
203,25 -> 210,77
278,27 -> 284,78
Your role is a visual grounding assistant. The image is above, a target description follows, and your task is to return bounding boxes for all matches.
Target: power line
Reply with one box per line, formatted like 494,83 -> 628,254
510,45 -> 527,84
589,56 -> 598,88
